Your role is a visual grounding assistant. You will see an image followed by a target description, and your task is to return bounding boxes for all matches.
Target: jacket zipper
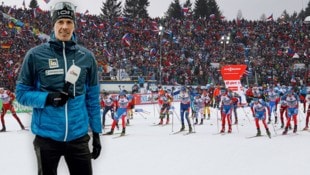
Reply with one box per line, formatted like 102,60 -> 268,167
72,60 -> 76,97
62,42 -> 69,142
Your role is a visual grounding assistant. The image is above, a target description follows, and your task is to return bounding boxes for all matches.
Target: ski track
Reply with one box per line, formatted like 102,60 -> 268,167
1,102 -> 310,175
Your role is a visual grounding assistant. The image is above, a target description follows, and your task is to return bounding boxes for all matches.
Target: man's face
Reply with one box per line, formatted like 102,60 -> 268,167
54,18 -> 75,41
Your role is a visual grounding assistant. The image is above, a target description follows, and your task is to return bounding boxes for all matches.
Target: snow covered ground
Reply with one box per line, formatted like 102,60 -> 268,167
1,102 -> 310,175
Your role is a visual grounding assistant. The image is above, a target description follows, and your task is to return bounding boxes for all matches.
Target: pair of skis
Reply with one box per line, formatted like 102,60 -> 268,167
212,131 -> 233,135
102,132 -> 128,139
246,134 -> 271,139
0,128 -> 29,133
170,130 -> 195,135
152,123 -> 170,126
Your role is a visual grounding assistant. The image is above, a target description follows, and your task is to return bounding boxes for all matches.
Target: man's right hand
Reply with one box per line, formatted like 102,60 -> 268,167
46,92 -> 69,107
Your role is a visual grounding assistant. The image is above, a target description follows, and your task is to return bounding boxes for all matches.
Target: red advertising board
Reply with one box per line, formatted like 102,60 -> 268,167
220,64 -> 247,80
220,64 -> 247,92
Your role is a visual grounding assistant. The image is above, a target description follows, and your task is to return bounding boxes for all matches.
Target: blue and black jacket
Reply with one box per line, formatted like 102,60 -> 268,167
15,32 -> 101,142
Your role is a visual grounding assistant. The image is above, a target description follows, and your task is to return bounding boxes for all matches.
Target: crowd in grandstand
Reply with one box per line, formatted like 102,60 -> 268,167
1,4 -> 310,90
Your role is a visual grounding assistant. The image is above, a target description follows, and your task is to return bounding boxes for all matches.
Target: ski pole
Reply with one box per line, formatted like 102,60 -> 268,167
270,119 -> 277,135
136,111 -> 147,119
173,108 -> 181,122
298,107 -> 305,123
191,112 -> 196,133
170,108 -> 174,132
152,93 -> 157,124
235,119 -> 239,133
141,111 -> 151,114
242,107 -> 252,123
216,108 -> 219,132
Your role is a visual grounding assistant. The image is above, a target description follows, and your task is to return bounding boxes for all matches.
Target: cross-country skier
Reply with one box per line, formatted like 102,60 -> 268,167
156,87 -> 165,113
303,96 -> 310,130
206,84 -> 215,107
177,86 -> 192,132
100,91 -> 115,129
266,86 -> 279,124
0,87 -> 25,132
250,98 -> 271,137
126,93 -> 135,125
230,90 -> 241,125
105,91 -> 129,136
245,85 -> 254,104
157,90 -> 173,125
201,88 -> 212,120
219,87 -> 233,133
281,88 -> 299,134
278,85 -> 288,128
213,84 -> 221,109
252,85 -> 263,99
299,84 -> 308,113
279,99 -> 288,128
192,94 -> 205,125
279,85 -> 288,96
189,87 -> 199,122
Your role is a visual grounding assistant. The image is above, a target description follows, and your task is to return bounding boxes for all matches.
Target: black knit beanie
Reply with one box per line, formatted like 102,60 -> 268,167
51,2 -> 76,26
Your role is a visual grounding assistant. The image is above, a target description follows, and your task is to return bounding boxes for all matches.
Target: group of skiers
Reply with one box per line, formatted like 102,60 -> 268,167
152,84 -> 240,134
148,83 -> 310,136
100,90 -> 135,136
2,82 -> 308,137
245,84 -> 308,136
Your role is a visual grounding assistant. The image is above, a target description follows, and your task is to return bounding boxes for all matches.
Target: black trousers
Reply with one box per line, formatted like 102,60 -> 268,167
33,134 -> 92,175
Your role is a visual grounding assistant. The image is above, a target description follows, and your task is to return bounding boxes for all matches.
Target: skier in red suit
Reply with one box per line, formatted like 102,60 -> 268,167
0,87 -> 25,131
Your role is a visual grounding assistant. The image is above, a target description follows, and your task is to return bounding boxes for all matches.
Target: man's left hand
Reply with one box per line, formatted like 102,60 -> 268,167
92,132 -> 101,159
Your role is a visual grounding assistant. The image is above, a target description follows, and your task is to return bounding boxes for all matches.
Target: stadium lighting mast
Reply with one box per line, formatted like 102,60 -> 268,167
158,25 -> 164,85
220,34 -> 230,60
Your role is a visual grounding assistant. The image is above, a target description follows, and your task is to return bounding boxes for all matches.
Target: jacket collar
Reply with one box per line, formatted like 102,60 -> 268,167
48,31 -> 77,50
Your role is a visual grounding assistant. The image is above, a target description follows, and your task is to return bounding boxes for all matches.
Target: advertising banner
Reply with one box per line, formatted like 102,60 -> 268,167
220,64 -> 247,94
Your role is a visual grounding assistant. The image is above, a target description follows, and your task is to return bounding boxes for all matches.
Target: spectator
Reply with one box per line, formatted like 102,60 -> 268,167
0,3 -> 309,88
138,74 -> 145,88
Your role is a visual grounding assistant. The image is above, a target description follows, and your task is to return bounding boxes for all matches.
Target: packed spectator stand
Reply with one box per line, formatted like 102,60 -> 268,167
1,5 -> 309,91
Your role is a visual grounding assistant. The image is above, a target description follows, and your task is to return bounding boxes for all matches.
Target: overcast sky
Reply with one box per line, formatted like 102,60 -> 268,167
1,0 -> 307,20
